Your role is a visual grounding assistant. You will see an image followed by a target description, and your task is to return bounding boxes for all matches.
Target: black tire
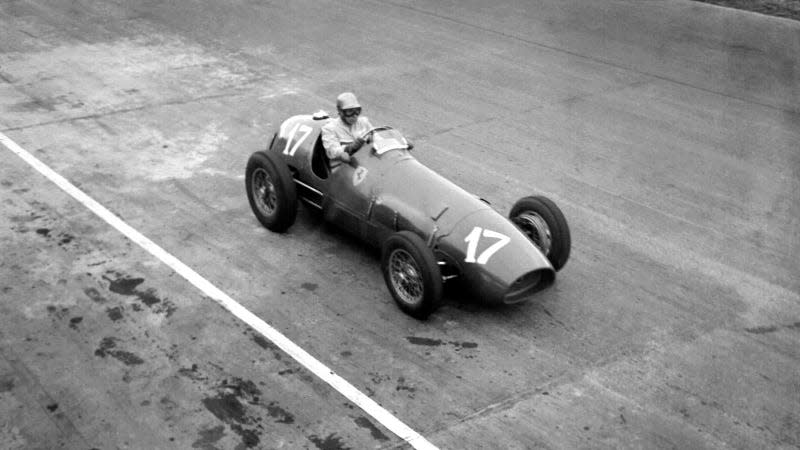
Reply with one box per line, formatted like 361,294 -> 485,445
510,195 -> 571,271
381,231 -> 443,319
245,151 -> 297,232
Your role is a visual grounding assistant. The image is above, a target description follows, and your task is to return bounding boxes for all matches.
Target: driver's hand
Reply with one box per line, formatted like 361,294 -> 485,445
351,137 -> 365,151
339,152 -> 351,163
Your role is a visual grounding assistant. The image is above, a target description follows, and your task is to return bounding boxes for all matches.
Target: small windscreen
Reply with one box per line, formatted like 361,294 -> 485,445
372,129 -> 409,155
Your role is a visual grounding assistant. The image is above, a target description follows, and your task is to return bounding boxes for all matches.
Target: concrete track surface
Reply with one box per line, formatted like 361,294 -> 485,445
1,1 -> 798,449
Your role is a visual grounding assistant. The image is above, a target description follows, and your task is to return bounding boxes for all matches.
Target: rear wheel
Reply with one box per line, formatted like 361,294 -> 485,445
245,151 -> 297,232
510,195 -> 571,271
381,231 -> 443,319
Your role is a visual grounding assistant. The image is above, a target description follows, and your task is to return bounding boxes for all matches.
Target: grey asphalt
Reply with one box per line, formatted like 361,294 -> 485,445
1,0 -> 798,449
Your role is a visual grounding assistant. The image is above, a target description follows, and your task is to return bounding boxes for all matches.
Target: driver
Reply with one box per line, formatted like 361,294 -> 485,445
321,92 -> 374,168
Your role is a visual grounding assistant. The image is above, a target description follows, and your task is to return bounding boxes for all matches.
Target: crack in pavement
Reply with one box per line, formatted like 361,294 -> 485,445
1,90 -> 250,133
0,344 -> 91,448
369,0 -> 799,115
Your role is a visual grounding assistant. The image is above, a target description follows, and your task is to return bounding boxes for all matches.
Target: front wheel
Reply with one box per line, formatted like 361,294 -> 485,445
245,151 -> 297,232
510,195 -> 571,271
381,231 -> 443,319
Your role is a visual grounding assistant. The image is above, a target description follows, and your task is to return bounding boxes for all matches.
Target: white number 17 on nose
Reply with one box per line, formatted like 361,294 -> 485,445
464,227 -> 510,264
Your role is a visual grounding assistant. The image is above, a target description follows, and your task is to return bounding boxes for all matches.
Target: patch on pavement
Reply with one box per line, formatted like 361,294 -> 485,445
202,377 -> 264,449
103,271 -> 177,317
94,337 -> 145,366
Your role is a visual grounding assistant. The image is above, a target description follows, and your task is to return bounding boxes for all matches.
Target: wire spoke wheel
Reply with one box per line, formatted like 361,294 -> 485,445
252,167 -> 277,217
388,249 -> 424,305
514,212 -> 552,256
381,231 -> 442,319
509,195 -> 570,271
245,151 -> 297,232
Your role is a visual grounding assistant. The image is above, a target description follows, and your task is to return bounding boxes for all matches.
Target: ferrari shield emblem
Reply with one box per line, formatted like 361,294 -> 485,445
353,166 -> 368,186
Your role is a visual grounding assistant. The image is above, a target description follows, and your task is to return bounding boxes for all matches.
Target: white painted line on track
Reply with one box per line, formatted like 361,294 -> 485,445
1,131 -> 439,450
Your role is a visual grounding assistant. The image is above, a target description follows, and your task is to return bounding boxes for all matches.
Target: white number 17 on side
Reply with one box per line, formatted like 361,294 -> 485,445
464,227 -> 510,264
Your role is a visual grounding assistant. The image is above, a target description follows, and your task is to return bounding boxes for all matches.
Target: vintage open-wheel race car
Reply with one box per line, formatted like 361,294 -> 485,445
246,111 -> 570,319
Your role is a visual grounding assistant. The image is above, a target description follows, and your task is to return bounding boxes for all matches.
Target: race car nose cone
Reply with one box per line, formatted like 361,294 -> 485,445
439,209 -> 555,305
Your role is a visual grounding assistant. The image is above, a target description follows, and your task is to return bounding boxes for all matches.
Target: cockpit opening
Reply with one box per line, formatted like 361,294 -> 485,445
311,135 -> 330,179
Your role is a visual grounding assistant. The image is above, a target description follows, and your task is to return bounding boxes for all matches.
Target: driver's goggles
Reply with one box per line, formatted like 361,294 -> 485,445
342,108 -> 361,118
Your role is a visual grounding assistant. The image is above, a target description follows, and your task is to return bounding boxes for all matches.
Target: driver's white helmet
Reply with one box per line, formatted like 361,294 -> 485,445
336,92 -> 361,110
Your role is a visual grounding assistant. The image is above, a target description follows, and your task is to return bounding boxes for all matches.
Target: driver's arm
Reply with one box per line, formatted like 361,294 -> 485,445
342,117 -> 374,154
321,124 -> 350,161
343,138 -> 364,155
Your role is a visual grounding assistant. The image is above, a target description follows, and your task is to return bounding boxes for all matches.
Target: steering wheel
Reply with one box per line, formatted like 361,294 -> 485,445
347,127 -> 393,162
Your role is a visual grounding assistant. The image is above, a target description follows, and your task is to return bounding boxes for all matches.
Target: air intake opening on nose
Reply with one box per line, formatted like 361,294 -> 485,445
504,269 -> 555,304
